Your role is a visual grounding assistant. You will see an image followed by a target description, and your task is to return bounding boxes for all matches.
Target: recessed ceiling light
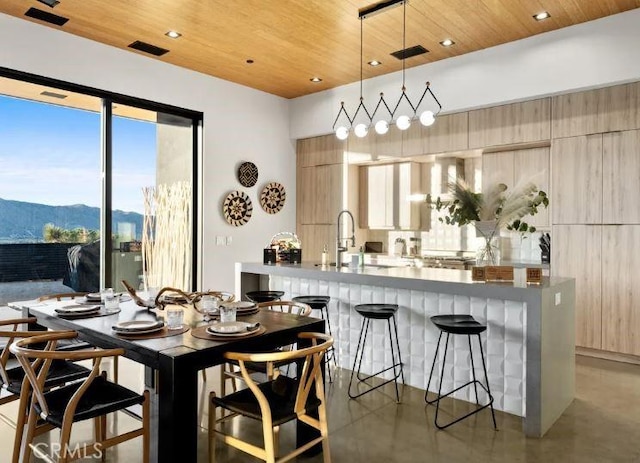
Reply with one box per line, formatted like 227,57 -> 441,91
246,59 -> 254,64
310,77 -> 322,83
533,11 -> 551,21
165,30 -> 182,39
368,60 -> 382,66
439,39 -> 455,47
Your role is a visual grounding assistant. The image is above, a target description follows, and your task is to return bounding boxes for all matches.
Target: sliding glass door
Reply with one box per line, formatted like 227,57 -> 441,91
0,70 -> 199,304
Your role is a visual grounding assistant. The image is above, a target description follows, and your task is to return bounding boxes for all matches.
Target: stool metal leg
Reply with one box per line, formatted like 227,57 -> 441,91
321,305 -> 338,381
426,331 -> 497,430
348,317 -> 369,398
477,334 -> 497,429
425,331 -> 444,404
468,334 -> 480,406
391,314 -> 405,385
349,315 -> 405,401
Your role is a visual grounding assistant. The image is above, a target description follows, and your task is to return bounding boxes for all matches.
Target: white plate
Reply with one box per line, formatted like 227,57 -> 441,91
220,301 -> 256,310
113,320 -> 164,331
113,324 -> 165,336
207,321 -> 257,336
55,305 -> 101,314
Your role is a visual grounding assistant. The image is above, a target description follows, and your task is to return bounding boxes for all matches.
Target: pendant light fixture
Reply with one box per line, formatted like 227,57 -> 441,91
332,0 -> 442,140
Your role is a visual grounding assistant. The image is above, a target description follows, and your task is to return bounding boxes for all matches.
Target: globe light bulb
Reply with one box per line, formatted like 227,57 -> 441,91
396,115 -> 411,131
335,126 -> 349,140
420,110 -> 435,127
374,120 -> 389,135
354,123 -> 369,138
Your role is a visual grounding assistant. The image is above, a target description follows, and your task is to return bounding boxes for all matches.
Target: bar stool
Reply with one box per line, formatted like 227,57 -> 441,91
245,290 -> 284,303
425,314 -> 497,430
292,295 -> 337,381
348,303 -> 404,402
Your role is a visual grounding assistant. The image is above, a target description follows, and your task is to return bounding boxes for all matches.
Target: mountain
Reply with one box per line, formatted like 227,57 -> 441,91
0,197 -> 144,242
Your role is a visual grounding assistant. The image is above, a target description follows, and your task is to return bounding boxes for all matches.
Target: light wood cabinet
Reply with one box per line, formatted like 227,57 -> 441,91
602,130 -> 640,224
551,135 -> 603,225
297,135 -> 344,167
602,225 -> 640,355
421,112 -> 469,154
552,81 -> 640,138
469,99 -> 551,148
482,146 -> 550,228
552,225 -> 602,349
297,164 -> 342,225
297,224 -> 336,263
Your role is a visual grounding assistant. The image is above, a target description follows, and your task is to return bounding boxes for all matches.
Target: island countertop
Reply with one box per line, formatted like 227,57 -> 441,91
237,261 -> 576,438
237,262 -> 571,302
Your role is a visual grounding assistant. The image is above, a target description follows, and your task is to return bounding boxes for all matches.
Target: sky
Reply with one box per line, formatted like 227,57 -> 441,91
0,95 -> 156,213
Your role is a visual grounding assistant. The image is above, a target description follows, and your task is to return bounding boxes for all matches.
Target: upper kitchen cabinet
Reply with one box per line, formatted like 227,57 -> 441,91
482,146 -> 550,228
297,163 -> 343,225
551,135 -> 603,225
469,99 -> 551,148
552,82 -> 640,138
297,135 -> 345,167
359,162 -> 421,230
602,130 -> 640,224
416,112 -> 469,155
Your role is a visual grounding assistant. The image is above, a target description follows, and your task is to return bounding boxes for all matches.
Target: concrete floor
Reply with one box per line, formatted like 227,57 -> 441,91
1,355 -> 639,462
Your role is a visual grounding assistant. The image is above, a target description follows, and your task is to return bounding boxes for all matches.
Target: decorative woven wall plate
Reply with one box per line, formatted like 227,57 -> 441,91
260,182 -> 286,214
237,162 -> 259,187
223,191 -> 253,226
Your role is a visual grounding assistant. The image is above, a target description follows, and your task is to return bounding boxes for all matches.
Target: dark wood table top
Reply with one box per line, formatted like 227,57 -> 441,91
20,300 -> 325,370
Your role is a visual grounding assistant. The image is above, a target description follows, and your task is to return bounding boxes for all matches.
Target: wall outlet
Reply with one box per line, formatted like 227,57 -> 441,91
226,236 -> 233,245
216,236 -> 225,246
134,255 -> 142,262
555,292 -> 561,306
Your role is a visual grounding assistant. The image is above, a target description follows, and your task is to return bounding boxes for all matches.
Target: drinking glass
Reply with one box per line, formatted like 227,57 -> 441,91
201,295 -> 219,319
104,292 -> 120,314
219,304 -> 236,323
100,287 -> 114,303
166,306 -> 184,330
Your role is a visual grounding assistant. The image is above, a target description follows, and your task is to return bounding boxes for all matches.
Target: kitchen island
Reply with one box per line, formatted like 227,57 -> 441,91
236,262 -> 575,437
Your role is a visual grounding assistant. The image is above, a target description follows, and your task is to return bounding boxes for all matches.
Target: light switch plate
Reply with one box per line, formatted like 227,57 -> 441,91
555,292 -> 561,305
226,236 -> 233,245
216,236 -> 225,246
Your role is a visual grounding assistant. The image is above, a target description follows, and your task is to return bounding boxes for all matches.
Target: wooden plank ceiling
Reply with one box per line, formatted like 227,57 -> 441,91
1,0 -> 639,99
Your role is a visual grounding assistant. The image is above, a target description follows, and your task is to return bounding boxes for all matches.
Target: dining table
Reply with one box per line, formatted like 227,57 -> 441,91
13,297 -> 326,463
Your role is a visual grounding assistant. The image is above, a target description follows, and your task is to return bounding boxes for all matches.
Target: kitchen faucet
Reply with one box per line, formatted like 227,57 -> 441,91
336,209 -> 356,268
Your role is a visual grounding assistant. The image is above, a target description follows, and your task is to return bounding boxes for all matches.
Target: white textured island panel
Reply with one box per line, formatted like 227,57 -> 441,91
271,275 -> 527,416
237,262 -> 575,437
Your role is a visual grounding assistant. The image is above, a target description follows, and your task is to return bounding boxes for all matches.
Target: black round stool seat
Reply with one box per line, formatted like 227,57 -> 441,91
245,290 -> 285,303
354,303 -> 398,320
430,315 -> 487,335
292,295 -> 330,311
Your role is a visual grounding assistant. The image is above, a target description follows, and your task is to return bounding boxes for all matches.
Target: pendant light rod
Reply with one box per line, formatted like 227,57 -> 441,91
332,0 -> 441,139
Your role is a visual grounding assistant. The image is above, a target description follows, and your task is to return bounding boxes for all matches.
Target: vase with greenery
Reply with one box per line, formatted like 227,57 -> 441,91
429,178 -> 549,265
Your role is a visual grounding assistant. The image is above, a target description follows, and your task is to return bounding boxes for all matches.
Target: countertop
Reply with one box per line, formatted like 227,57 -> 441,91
238,262 -> 571,301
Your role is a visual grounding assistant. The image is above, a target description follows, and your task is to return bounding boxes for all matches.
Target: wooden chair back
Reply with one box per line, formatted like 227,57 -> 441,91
0,317 -> 41,397
225,332 -> 333,415
10,331 -> 123,420
257,300 -> 312,316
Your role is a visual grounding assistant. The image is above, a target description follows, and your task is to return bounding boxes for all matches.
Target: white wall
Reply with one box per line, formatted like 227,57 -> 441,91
291,8 -> 640,139
0,13 -> 296,292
